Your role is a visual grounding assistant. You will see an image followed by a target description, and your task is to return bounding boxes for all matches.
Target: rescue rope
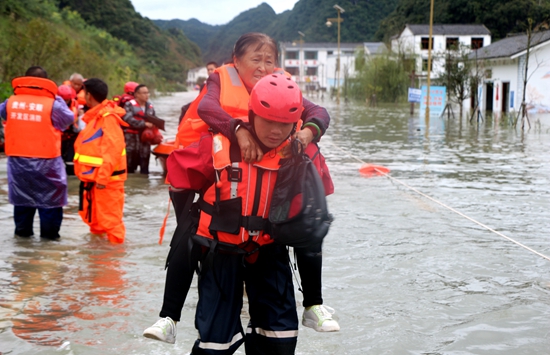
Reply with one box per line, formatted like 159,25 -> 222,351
328,141 -> 550,263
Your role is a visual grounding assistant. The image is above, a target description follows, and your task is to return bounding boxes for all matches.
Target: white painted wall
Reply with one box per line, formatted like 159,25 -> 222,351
186,67 -> 208,87
392,26 -> 491,82
471,43 -> 550,114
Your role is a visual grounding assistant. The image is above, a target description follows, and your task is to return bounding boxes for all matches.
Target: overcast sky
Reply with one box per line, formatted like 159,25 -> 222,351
130,1 -> 299,25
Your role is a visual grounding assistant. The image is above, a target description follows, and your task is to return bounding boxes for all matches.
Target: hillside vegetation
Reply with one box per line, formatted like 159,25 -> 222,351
376,0 -> 550,41
154,0 -> 399,65
0,0 -> 202,100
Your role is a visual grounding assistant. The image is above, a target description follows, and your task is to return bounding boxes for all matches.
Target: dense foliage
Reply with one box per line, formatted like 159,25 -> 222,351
376,0 -> 550,41
154,0 -> 399,65
0,1 -> 142,100
58,0 -> 202,83
347,50 -> 413,103
0,0 -> 202,102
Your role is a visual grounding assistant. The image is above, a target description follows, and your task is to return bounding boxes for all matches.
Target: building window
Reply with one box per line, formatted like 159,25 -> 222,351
471,37 -> 484,49
286,51 -> 298,60
446,37 -> 459,50
306,67 -> 318,76
285,67 -> 299,75
327,50 -> 333,55
305,51 -> 317,60
422,59 -> 433,72
421,37 -> 433,50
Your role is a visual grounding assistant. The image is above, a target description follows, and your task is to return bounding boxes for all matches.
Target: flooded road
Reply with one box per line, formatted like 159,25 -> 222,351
1,91 -> 549,354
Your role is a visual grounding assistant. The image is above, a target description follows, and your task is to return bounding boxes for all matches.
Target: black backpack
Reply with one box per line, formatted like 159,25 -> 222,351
269,140 -> 333,248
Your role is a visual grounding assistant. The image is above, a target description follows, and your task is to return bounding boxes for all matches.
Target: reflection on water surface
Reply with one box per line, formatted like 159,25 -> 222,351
0,92 -> 549,354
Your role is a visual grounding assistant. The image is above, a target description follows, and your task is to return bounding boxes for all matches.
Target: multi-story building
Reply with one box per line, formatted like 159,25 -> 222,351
279,42 -> 386,91
391,24 -> 491,80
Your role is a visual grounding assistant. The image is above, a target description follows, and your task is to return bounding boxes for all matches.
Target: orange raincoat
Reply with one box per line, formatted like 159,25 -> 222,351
74,100 -> 128,243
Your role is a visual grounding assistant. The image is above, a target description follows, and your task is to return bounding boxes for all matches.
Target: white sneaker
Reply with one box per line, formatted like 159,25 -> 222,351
302,305 -> 340,332
143,317 -> 177,344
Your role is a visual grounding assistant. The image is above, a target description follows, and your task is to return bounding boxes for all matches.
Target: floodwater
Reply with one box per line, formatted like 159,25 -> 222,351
1,91 -> 549,355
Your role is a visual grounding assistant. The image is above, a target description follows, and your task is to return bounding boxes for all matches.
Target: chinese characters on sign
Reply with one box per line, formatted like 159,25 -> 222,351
419,86 -> 447,117
408,88 -> 422,103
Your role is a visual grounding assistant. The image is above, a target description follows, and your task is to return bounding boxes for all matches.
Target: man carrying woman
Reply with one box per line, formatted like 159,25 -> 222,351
143,32 -> 338,347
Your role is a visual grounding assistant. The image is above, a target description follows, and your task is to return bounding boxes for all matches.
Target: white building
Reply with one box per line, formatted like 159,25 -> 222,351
469,30 -> 550,114
391,24 -> 491,80
279,42 -> 386,91
186,66 -> 208,88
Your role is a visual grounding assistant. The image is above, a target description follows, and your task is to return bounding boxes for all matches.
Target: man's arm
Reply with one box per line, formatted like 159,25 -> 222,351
52,96 -> 75,131
123,102 -> 147,130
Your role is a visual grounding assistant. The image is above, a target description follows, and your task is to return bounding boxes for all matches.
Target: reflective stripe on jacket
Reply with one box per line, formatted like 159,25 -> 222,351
195,134 -> 289,250
5,77 -> 61,158
74,100 -> 129,185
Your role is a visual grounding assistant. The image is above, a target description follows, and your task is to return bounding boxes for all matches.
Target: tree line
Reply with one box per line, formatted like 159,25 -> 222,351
0,0 -> 202,101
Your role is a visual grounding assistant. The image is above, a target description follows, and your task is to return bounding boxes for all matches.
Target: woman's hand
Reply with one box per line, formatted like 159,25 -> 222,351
236,128 -> 263,163
294,127 -> 314,148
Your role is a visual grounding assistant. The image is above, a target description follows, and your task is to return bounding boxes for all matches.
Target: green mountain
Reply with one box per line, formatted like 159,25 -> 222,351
376,0 -> 550,41
0,0 -> 203,97
155,18 -> 220,59
58,0 -> 202,83
154,0 -> 400,65
0,0 -> 138,95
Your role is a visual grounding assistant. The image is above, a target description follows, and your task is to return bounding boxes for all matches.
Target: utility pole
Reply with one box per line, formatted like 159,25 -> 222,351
298,31 -> 305,91
425,0 -> 435,120
410,69 -> 416,115
326,4 -> 345,104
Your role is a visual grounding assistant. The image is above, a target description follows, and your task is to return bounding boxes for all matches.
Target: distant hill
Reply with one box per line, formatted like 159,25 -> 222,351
58,0 -> 202,83
154,18 -> 220,58
154,0 -> 400,65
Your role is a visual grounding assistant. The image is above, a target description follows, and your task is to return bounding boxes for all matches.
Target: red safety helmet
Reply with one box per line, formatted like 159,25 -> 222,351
141,126 -> 163,145
249,74 -> 303,123
124,81 -> 139,94
57,84 -> 76,100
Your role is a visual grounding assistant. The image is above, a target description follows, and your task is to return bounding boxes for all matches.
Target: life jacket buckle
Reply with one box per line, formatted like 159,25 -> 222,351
228,167 -> 242,182
248,230 -> 260,236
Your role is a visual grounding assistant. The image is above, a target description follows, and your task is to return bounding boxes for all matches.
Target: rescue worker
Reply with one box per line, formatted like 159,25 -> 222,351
58,84 -> 79,175
191,74 -> 305,354
143,32 -> 337,345
122,84 -> 154,174
113,81 -> 139,108
73,78 -> 128,243
0,66 -> 74,239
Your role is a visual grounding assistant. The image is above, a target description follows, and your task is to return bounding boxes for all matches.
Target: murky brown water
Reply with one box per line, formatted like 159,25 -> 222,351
1,91 -> 549,354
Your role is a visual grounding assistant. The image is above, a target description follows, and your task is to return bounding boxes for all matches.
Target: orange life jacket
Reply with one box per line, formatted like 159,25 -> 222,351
195,134 -> 289,252
5,77 -> 61,158
73,100 -> 128,183
175,65 -> 289,149
175,64 -> 250,148
69,98 -> 78,121
76,89 -> 86,106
